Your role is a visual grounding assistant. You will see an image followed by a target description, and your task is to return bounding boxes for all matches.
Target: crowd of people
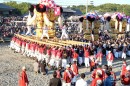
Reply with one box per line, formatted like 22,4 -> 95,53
0,16 -> 82,40
2,14 -> 130,86
9,32 -> 130,86
0,16 -> 27,38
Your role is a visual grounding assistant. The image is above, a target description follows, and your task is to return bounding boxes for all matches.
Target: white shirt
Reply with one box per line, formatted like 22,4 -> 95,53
122,52 -> 126,59
76,78 -> 87,86
43,26 -> 48,33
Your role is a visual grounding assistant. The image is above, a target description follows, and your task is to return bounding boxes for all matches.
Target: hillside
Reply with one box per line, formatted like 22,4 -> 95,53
67,3 -> 130,15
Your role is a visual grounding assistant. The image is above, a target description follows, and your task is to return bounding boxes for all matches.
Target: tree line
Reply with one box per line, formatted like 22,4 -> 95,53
4,1 -> 130,16
4,1 -> 30,16
67,3 -> 130,15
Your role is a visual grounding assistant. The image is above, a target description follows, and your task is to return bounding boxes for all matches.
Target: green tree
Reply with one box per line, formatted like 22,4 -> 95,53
4,1 -> 30,16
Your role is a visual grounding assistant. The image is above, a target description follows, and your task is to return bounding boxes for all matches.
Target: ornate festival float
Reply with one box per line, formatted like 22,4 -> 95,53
84,11 -> 129,39
13,0 -> 89,47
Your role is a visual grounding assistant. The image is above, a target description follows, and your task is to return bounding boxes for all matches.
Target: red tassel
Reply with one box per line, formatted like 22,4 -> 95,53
39,4 -> 44,8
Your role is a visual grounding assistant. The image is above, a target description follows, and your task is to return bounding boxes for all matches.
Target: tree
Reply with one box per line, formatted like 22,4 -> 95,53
4,1 -> 30,16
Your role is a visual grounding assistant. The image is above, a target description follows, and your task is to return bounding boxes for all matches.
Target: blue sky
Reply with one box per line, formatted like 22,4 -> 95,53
1,0 -> 130,6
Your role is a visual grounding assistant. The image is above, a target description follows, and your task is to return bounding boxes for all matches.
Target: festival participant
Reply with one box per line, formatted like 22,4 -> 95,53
62,48 -> 68,69
23,41 -> 28,56
45,46 -> 51,64
66,46 -> 73,64
72,50 -> 78,65
39,58 -> 47,75
63,64 -> 73,86
26,25 -> 32,36
21,40 -> 26,55
118,42 -> 123,58
30,42 -> 36,58
40,25 -> 49,40
120,65 -> 130,86
108,66 -> 116,86
13,37 -> 18,51
92,65 -> 105,80
56,66 -> 62,78
89,55 -> 96,72
122,51 -> 126,60
28,42 -> 33,57
114,48 -> 119,59
121,60 -> 127,76
78,17 -> 84,33
102,65 -> 108,74
55,47 -> 62,68
106,51 -> 114,66
15,38 -> 21,53
71,59 -> 79,86
25,41 -> 31,57
126,16 -> 130,32
38,45 -> 46,61
104,70 -> 114,86
96,50 -> 103,65
34,44 -> 40,61
90,70 -> 103,86
19,66 -> 29,86
58,15 -> 63,28
33,59 -> 39,74
26,11 -> 35,35
84,46 -> 90,68
49,46 -> 57,69
9,36 -> 16,49
91,29 -> 94,41
36,45 -> 42,61
78,46 -> 84,66
71,59 -> 78,75
28,42 -> 34,57
60,24 -> 69,40
76,73 -> 88,86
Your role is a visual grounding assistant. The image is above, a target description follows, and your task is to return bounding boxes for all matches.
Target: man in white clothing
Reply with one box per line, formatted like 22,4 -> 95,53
40,25 -> 49,40
76,73 -> 88,86
122,51 -> 126,60
60,24 -> 69,40
126,17 -> 130,32
26,25 -> 32,35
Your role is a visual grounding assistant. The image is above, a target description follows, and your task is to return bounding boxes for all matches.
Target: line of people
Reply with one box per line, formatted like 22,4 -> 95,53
10,35 -> 130,69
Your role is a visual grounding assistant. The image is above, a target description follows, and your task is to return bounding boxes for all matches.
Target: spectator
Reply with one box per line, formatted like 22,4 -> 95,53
91,71 -> 103,86
63,64 -> 73,86
76,73 -> 87,86
19,66 -> 29,86
121,65 -> 130,85
49,71 -> 62,86
33,59 -> 39,74
104,70 -> 113,86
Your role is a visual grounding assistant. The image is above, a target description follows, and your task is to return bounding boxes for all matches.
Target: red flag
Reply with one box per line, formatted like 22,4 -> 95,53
54,7 -> 61,16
